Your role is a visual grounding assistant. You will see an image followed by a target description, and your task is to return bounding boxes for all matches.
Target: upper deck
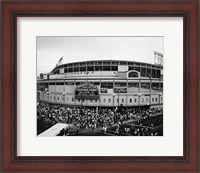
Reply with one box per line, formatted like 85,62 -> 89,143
49,60 -> 163,79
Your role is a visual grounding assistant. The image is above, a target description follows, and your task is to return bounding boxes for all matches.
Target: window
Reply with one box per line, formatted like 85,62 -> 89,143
50,96 -> 52,100
130,98 -> 132,103
94,82 -> 100,85
108,98 -> 111,103
140,67 -> 146,77
114,82 -> 126,87
103,65 -> 111,71
95,66 -> 102,71
142,98 -> 144,103
95,100 -> 97,103
134,98 -> 137,103
152,69 -> 156,78
152,98 -> 154,102
54,96 -> 56,100
161,97 -> 162,102
122,99 -> 124,103
141,83 -> 150,89
147,68 -> 151,77
80,66 -> 86,72
83,99 -> 85,102
112,61 -> 119,65
111,66 -> 118,71
151,83 -> 159,91
62,97 -> 65,101
57,97 -> 59,101
65,82 -> 74,85
87,66 -> 94,71
74,67 -> 79,72
128,82 -> 139,88
87,62 -> 94,65
78,99 -> 80,102
117,99 -> 119,103
90,99 -> 92,102
120,61 -> 127,65
103,61 -> 110,65
80,62 -> 86,66
160,83 -> 163,91
101,82 -> 113,89
157,70 -> 161,78
104,98 -> 106,103
68,68 -> 73,72
64,68 -> 69,73
155,98 -> 158,101
128,66 -> 134,71
135,66 -> 140,73
44,83 -> 48,88
56,82 -> 64,85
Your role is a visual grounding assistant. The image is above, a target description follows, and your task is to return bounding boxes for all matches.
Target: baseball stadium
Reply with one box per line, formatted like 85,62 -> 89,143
37,57 -> 163,136
37,58 -> 163,108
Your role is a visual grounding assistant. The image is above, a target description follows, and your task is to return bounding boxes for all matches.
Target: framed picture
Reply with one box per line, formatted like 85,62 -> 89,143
1,0 -> 199,172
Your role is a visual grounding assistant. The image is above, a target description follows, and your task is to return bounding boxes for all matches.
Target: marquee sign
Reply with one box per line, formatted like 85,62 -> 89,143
75,83 -> 99,99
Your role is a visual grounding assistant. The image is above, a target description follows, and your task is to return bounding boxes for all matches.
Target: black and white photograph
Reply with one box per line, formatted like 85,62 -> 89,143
37,37 -> 163,136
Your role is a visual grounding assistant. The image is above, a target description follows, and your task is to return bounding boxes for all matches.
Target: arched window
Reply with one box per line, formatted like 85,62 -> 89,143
128,71 -> 139,78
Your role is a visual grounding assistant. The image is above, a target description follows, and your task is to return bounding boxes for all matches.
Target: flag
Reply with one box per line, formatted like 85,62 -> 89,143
154,51 -> 163,66
58,56 -> 63,65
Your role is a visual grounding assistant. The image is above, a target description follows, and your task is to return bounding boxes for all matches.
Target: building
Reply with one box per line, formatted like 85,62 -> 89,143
37,60 -> 163,108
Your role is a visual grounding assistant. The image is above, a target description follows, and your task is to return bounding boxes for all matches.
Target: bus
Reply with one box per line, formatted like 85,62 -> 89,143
38,123 -> 69,137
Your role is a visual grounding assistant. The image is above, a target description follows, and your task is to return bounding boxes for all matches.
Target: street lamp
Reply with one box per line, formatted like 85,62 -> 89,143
117,89 -> 120,108
80,91 -> 83,116
113,93 -> 115,107
138,93 -> 142,106
46,91 -> 49,100
159,93 -> 162,104
67,107 -> 70,124
62,93 -> 65,102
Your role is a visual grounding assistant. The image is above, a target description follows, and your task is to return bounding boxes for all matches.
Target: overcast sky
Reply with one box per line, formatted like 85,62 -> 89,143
37,37 -> 163,75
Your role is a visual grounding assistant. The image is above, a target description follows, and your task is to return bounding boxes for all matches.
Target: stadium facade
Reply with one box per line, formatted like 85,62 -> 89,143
37,60 -> 163,108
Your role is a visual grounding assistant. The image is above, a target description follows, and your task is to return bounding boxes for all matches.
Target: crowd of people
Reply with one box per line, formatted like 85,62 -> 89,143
37,102 -> 163,136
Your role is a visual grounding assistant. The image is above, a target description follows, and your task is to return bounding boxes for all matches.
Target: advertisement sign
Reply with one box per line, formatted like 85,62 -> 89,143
100,88 -> 108,93
114,88 -> 127,93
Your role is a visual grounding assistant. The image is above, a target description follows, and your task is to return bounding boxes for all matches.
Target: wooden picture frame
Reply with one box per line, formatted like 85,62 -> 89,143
1,0 -> 199,172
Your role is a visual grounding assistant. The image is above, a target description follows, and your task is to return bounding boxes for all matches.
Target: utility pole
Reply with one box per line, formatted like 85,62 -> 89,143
118,89 -> 120,108
81,91 -> 83,116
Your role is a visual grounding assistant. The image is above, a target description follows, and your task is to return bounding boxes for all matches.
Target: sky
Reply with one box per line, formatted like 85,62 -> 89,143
37,37 -> 163,75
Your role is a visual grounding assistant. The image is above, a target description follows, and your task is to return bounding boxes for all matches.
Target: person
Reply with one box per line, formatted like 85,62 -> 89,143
115,127 -> 119,135
64,127 -> 69,136
103,124 -> 107,134
76,124 -> 80,135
